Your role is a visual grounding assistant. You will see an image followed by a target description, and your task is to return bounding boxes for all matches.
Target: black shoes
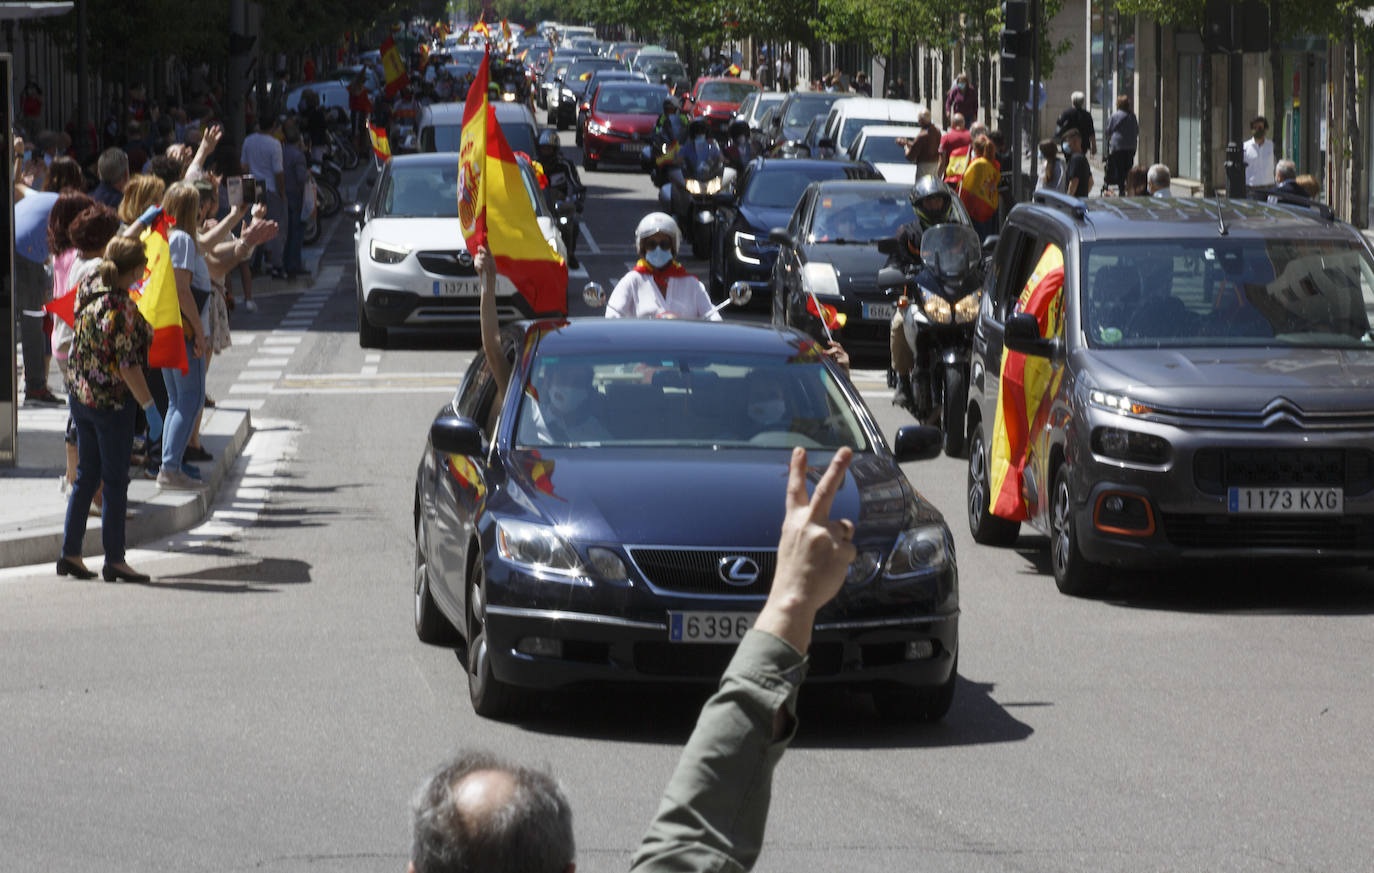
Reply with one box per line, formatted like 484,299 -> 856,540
102,564 -> 151,583
56,557 -> 97,580
26,387 -> 64,406
183,444 -> 213,462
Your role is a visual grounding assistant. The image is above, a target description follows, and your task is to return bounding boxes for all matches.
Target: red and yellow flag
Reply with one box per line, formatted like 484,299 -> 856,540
459,48 -> 567,316
988,243 -> 1066,521
944,144 -> 971,186
958,157 -> 999,223
806,295 -> 846,331
500,18 -> 512,46
473,17 -> 491,37
380,36 -> 409,97
368,121 -> 391,161
726,63 -> 742,77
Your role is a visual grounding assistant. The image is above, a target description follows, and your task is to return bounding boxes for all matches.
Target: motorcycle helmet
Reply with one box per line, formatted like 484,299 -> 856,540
727,119 -> 750,141
537,129 -> 560,161
909,175 -> 953,227
634,211 -> 681,254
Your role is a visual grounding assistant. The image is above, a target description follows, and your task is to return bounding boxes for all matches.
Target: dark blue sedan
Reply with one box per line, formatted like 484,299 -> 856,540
413,318 -> 959,721
709,157 -> 882,300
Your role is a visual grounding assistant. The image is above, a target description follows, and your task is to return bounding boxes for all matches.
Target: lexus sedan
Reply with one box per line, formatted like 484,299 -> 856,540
413,318 -> 959,721
350,153 -> 568,348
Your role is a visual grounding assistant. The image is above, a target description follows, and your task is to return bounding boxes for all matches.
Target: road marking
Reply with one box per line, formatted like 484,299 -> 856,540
362,352 -> 382,376
580,222 -> 600,253
262,335 -> 302,344
216,398 -> 266,410
246,357 -> 291,368
228,383 -> 271,393
235,369 -> 281,381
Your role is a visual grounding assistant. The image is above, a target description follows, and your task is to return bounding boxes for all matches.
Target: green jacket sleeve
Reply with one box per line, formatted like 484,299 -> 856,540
629,629 -> 809,873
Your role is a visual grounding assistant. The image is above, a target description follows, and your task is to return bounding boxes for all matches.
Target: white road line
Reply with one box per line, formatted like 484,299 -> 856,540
230,332 -> 259,344
579,222 -> 601,253
246,357 -> 292,368
215,398 -> 266,410
228,383 -> 272,393
360,366 -> 379,375
363,353 -> 382,363
261,337 -> 302,345
235,369 -> 282,381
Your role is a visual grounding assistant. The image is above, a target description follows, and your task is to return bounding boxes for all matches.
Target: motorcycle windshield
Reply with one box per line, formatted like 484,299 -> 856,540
681,139 -> 722,177
919,224 -> 981,285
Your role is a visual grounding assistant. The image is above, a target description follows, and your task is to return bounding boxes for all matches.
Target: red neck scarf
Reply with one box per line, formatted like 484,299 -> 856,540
633,258 -> 690,292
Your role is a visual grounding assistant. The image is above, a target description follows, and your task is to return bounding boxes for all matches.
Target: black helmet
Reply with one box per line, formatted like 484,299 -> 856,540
537,129 -> 560,156
909,175 -> 953,225
727,119 -> 749,139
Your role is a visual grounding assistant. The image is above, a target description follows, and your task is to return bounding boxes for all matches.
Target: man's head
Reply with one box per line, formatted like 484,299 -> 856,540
1147,163 -> 1171,194
97,146 -> 130,189
546,363 -> 594,415
410,751 -> 574,873
910,175 -> 952,226
917,107 -> 931,126
968,121 -> 987,141
950,113 -> 966,131
1071,91 -> 1086,109
1250,116 -> 1267,141
1275,158 -> 1297,183
1062,129 -> 1083,154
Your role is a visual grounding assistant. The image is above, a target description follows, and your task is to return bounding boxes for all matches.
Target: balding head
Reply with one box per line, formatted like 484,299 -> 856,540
951,113 -> 966,130
411,752 -> 574,873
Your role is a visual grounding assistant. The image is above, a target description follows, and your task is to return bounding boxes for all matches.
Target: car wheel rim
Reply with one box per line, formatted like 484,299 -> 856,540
469,578 -> 487,694
1052,478 -> 1071,576
414,547 -> 426,627
967,432 -> 986,528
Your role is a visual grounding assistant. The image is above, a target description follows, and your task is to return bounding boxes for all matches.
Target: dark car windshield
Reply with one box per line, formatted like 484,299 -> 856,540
1083,239 -> 1374,349
744,167 -> 862,208
857,134 -> 916,164
784,95 -> 841,129
424,118 -> 535,158
515,350 -> 870,450
379,164 -> 460,217
594,85 -> 668,114
807,190 -> 911,243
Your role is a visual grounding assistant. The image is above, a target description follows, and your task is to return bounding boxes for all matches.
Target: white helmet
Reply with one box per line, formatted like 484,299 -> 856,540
634,211 -> 681,252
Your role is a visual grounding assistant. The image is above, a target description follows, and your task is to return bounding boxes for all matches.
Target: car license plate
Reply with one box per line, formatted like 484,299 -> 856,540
620,143 -> 642,152
1227,486 -> 1343,514
863,302 -> 895,321
668,611 -> 756,644
433,279 -> 480,297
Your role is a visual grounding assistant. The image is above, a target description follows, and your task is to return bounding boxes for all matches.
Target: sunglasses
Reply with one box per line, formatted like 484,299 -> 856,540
643,239 -> 674,251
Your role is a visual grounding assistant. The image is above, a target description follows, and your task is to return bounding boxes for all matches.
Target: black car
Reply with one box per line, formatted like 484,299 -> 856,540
413,318 -> 958,721
767,91 -> 845,155
709,157 -> 882,300
549,57 -> 623,129
771,180 -> 970,360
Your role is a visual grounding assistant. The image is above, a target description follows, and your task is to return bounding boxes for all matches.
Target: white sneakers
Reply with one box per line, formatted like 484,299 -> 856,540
156,469 -> 205,491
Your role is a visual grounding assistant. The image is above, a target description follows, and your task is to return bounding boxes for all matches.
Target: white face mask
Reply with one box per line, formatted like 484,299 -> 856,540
747,399 -> 786,426
550,384 -> 587,414
645,247 -> 674,269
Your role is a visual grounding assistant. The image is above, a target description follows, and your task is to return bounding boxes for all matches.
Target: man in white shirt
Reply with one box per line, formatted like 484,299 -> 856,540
1242,116 -> 1274,192
241,116 -> 288,278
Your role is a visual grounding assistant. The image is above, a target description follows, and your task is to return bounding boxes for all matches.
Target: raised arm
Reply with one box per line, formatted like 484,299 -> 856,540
475,245 -> 511,392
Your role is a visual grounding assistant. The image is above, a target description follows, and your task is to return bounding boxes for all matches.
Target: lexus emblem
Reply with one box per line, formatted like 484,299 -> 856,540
717,556 -> 760,586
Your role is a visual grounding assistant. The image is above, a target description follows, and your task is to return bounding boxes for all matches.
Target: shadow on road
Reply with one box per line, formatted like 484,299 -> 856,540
139,556 -> 314,592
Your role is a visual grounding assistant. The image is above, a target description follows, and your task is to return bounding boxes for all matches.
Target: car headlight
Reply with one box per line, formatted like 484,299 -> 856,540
953,290 -> 981,323
561,87 -> 576,101
733,230 -> 769,265
587,120 -> 609,136
1088,389 -> 1154,416
1091,427 -> 1171,464
883,525 -> 950,578
370,240 -> 410,264
800,262 -> 840,297
846,550 -> 881,585
495,518 -> 584,576
919,289 -> 952,324
501,91 -> 517,102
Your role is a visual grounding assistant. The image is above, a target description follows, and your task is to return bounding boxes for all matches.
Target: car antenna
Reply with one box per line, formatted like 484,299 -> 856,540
1215,197 -> 1229,236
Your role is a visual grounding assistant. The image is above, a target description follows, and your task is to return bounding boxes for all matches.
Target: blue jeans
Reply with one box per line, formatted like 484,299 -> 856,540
283,200 -> 305,274
161,339 -> 205,471
63,396 -> 136,562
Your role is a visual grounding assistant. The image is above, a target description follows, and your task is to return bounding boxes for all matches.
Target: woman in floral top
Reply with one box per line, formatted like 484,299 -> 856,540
59,234 -> 165,583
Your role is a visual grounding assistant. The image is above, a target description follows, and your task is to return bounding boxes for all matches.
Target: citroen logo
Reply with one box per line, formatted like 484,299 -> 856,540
717,556 -> 760,586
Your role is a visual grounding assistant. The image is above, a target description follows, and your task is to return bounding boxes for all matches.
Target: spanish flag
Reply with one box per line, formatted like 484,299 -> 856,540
368,121 -> 391,162
726,63 -> 742,77
380,35 -> 409,97
500,18 -> 512,46
459,47 -> 567,316
473,17 -> 490,37
806,295 -> 846,331
988,243 -> 1066,521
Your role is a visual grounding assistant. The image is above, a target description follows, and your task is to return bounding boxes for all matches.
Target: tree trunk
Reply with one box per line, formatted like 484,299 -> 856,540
1345,9 -> 1363,227
1200,51 -> 1214,196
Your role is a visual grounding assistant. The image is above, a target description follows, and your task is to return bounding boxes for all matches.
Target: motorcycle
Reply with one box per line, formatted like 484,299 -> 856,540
877,224 -> 984,456
543,162 -> 585,268
657,127 -> 736,260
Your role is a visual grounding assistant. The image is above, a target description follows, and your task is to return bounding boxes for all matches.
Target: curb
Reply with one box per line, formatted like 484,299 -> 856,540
0,409 -> 253,570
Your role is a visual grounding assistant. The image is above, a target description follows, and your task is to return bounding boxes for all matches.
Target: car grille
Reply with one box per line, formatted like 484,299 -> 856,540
635,641 -> 842,678
628,548 -> 774,596
1162,514 -> 1374,551
1193,448 -> 1374,496
416,250 -> 477,277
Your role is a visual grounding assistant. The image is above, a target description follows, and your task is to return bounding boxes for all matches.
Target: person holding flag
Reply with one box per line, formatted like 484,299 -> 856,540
605,213 -> 718,320
957,134 -> 1000,241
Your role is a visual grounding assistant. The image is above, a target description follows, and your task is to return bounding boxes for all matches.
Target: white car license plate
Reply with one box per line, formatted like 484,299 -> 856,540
668,611 -> 756,644
1227,486 -> 1343,514
433,279 -> 480,297
863,302 -> 895,321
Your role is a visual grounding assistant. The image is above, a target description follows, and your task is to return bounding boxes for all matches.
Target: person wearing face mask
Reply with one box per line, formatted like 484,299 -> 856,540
743,374 -> 791,438
530,362 -> 612,444
943,73 -> 977,130
1243,116 -> 1274,193
605,213 -> 720,320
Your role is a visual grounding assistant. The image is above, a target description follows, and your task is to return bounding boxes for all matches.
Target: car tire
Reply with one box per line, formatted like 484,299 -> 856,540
872,658 -> 957,723
942,366 -> 967,457
966,422 -> 1020,546
414,514 -> 461,646
583,155 -> 598,171
357,272 -> 388,349
467,559 -> 524,719
1050,466 -> 1107,597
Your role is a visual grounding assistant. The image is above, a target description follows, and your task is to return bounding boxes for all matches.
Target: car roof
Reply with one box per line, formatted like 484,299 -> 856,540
854,124 -> 922,140
420,102 -> 535,125
811,179 -> 907,194
696,77 -> 762,87
753,157 -> 876,174
1021,195 -> 1355,243
524,318 -> 805,356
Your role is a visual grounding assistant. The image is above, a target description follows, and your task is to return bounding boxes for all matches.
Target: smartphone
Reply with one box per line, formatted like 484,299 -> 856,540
241,176 -> 259,204
227,175 -> 244,208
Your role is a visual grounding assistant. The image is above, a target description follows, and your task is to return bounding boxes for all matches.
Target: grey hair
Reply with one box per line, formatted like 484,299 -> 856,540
97,147 -> 129,186
1071,91 -> 1085,108
1275,158 -> 1297,181
1147,163 -> 1172,191
411,751 -> 574,873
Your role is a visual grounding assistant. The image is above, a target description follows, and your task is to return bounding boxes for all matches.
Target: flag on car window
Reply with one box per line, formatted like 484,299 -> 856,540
459,47 -> 568,316
806,295 -> 846,331
380,36 -> 409,97
368,122 -> 391,161
988,242 -> 1066,521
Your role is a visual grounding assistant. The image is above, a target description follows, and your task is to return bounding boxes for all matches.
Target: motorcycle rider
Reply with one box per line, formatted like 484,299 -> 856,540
536,130 -> 585,269
723,118 -> 754,171
605,212 -> 719,320
650,96 -> 690,185
886,175 -> 958,410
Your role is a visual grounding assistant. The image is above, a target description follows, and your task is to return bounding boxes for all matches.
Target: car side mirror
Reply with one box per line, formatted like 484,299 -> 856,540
1004,312 -> 1056,358
553,199 -> 576,217
981,234 -> 999,256
877,266 -> 907,291
875,236 -> 899,256
817,137 -> 834,151
766,227 -> 794,247
430,415 -> 485,456
714,189 -> 737,206
582,281 -> 607,307
892,425 -> 943,463
727,281 -> 752,307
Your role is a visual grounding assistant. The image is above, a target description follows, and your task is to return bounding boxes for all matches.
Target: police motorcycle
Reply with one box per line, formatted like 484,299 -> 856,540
657,119 -> 736,260
877,223 -> 984,455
